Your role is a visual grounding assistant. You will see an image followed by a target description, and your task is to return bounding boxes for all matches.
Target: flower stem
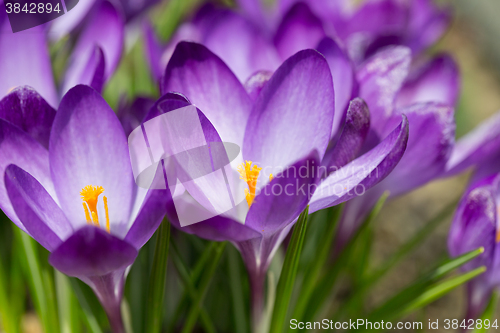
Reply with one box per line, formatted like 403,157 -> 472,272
90,274 -> 126,333
249,266 -> 266,333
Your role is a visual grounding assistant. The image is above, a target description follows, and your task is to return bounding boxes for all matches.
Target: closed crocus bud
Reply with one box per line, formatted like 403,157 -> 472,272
448,173 -> 500,320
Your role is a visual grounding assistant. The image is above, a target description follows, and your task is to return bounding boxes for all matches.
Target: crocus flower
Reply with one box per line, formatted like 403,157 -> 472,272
157,41 -> 409,324
448,173 -> 500,320
236,0 -> 450,62
0,0 -> 124,106
334,45 -> 500,249
0,85 -> 167,332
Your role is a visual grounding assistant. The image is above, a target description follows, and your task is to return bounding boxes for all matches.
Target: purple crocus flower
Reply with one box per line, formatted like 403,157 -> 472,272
0,0 -> 124,106
0,85 -> 167,332
448,173 -> 500,320
335,45 -> 500,249
237,0 -> 450,62
157,41 -> 409,323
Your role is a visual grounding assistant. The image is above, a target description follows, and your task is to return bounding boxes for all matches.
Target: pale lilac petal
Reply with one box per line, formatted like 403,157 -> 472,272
396,54 -> 460,108
316,37 -> 358,138
244,49 -> 334,176
379,103 -> 455,196
445,111 -> 500,176
62,1 -> 124,94
124,189 -> 168,249
5,165 -> 73,251
0,119 -> 55,231
274,3 -> 325,61
309,115 -> 409,213
322,98 -> 370,171
50,85 -> 134,235
407,0 -> 451,54
0,23 -> 57,107
357,46 -> 411,136
244,71 -> 273,102
168,203 -> 261,242
245,151 -> 320,236
0,86 -> 56,149
203,10 -> 280,82
49,226 -> 137,277
162,42 -> 252,147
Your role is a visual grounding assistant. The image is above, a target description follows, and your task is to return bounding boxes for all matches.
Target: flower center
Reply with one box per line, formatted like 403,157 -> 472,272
80,185 -> 110,232
237,161 -> 273,207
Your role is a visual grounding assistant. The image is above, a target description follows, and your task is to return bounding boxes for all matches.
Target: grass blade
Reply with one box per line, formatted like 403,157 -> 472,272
292,205 -> 342,321
269,206 -> 310,333
302,193 -> 389,323
181,242 -> 227,333
401,266 -> 486,315
145,218 -> 171,333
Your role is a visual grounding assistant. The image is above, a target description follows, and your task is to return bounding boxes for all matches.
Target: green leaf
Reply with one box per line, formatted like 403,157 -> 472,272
338,199 -> 458,317
0,248 -> 20,333
69,279 -> 105,333
14,229 -> 59,333
228,246 -> 249,333
170,244 -> 216,333
145,218 -> 171,333
181,242 -> 227,333
292,205 -> 342,321
269,206 -> 310,333
401,266 -> 486,315
56,271 -> 78,333
302,192 -> 389,323
367,247 -> 485,322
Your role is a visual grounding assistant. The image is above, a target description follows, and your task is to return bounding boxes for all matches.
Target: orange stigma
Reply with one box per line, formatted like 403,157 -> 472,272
237,161 -> 273,207
80,185 -> 110,232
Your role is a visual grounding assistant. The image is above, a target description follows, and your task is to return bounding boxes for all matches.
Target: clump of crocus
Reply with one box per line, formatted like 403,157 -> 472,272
0,85 -> 168,332
158,41 -> 409,326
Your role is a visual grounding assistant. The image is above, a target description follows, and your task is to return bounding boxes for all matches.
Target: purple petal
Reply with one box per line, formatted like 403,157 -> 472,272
245,151 -> 320,236
118,97 -> 156,137
406,0 -> 451,54
379,103 -> 455,196
0,119 -> 54,231
316,37 -> 358,138
203,10 -> 281,82
0,86 -> 56,149
396,54 -> 460,108
89,47 -> 106,93
322,98 -> 370,172
168,203 -> 261,242
0,23 -> 57,107
244,49 -> 334,176
62,1 -> 124,94
49,226 -> 137,277
50,85 -> 134,234
445,111 -> 500,176
162,42 -> 252,147
357,46 -> 411,136
5,165 -> 73,251
309,115 -> 409,213
125,189 -> 168,250
244,71 -> 273,102
274,3 -> 325,61
144,23 -> 164,82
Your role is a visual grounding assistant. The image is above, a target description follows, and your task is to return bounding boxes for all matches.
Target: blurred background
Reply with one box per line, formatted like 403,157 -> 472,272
370,0 -> 500,330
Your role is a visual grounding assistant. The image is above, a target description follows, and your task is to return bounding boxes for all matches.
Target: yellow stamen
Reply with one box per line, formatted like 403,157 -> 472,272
237,161 -> 266,207
80,185 -> 110,233
269,174 -> 273,182
83,203 -> 92,224
496,230 -> 500,243
91,211 -> 99,227
103,196 -> 110,233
